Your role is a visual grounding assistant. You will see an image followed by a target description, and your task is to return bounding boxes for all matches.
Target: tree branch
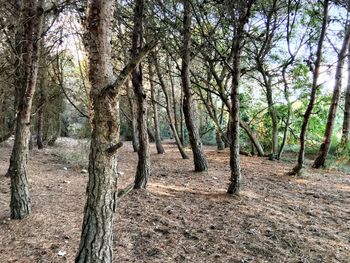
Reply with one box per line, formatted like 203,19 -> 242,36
100,40 -> 159,98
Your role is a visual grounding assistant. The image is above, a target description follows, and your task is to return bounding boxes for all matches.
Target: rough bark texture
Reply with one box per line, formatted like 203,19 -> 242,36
149,62 -> 165,154
8,0 -> 44,219
227,1 -> 253,195
216,131 -> 225,150
75,0 -> 118,262
132,0 -> 151,189
154,54 -> 189,159
341,45 -> 350,146
313,25 -> 350,168
292,0 -> 329,175
36,75 -> 46,149
181,0 -> 208,172
126,80 -> 139,152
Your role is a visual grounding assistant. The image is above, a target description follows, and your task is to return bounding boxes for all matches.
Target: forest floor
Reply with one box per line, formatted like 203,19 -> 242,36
0,138 -> 349,263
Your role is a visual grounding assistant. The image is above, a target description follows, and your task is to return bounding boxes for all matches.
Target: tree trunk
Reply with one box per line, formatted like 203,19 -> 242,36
181,0 -> 208,172
126,80 -> 139,152
265,76 -> 279,160
340,45 -> 350,146
239,120 -> 265,157
180,86 -> 185,145
313,25 -> 350,168
278,66 -> 292,159
216,131 -> 225,150
75,0 -> 119,262
7,0 -> 44,219
149,62 -> 165,154
292,0 -> 329,175
132,0 -> 150,189
227,1 -> 253,195
169,62 -> 179,136
154,54 -> 189,159
36,77 -> 46,149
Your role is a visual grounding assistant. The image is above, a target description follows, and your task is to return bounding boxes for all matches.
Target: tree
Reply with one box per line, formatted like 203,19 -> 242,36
154,53 -> 189,159
7,0 -> 45,219
132,0 -> 151,189
181,0 -> 208,172
291,0 -> 329,175
149,61 -> 165,154
313,25 -> 350,168
227,0 -> 255,195
75,0 -> 119,261
340,44 -> 350,146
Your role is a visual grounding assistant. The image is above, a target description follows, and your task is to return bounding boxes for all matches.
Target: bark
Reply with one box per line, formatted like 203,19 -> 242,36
180,87 -> 185,145
265,75 -> 279,160
75,0 -> 119,262
340,44 -> 350,146
216,131 -> 225,150
36,76 -> 46,149
181,0 -> 208,172
132,0 -> 151,189
227,1 -> 253,195
278,66 -> 292,159
169,60 -> 179,135
292,0 -> 329,174
149,62 -> 165,154
7,0 -> 44,219
239,120 -> 265,157
154,54 -> 189,159
206,53 -> 264,156
313,25 -> 350,168
126,80 -> 139,152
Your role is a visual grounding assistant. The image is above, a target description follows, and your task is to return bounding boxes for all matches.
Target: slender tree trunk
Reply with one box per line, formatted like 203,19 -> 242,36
154,54 -> 189,159
132,0 -> 150,189
169,64 -> 179,136
36,76 -> 46,149
340,45 -> 350,146
75,1 -> 119,262
278,66 -> 292,159
181,0 -> 208,172
239,119 -> 265,157
313,26 -> 350,168
149,63 -> 164,154
227,1 -> 253,195
180,86 -> 185,145
7,0 -> 44,219
265,77 -> 279,160
292,0 -> 329,175
126,80 -> 139,152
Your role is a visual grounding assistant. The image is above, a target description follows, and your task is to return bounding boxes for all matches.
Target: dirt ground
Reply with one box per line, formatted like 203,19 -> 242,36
0,138 -> 349,263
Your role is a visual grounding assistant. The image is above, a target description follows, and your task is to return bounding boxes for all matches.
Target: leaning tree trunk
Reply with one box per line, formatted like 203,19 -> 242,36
313,25 -> 350,168
154,54 -> 189,159
7,0 -> 44,219
132,0 -> 150,189
149,62 -> 165,154
181,0 -> 208,172
291,0 -> 329,175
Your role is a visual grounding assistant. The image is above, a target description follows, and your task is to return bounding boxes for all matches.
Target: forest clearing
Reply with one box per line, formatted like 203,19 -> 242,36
2,0 -> 350,262
0,139 -> 349,263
